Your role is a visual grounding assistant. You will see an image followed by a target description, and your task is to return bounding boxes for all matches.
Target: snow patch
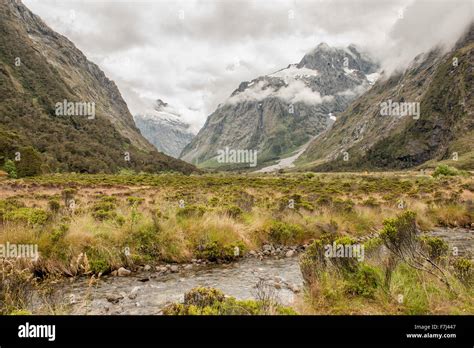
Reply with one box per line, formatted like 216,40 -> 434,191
365,72 -> 380,85
269,65 -> 319,79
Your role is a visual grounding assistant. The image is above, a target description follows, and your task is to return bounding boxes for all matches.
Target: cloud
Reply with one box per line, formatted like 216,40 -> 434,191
23,0 -> 473,132
227,79 -> 334,105
371,0 -> 474,75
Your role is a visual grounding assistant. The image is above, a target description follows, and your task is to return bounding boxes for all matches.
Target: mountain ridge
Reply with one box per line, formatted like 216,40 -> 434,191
180,43 -> 379,169
297,23 -> 474,171
134,99 -> 195,158
0,0 -> 196,175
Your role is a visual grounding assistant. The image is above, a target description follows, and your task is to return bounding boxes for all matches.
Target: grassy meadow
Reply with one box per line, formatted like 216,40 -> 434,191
0,169 -> 473,315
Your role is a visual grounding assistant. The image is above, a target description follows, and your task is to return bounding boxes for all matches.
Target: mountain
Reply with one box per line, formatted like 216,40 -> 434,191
134,100 -> 195,158
180,43 -> 379,169
0,0 -> 196,175
297,24 -> 474,171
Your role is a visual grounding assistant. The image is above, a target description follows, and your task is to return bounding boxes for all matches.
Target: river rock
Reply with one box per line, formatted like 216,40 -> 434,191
263,244 -> 273,252
106,293 -> 124,304
285,250 -> 295,258
128,286 -> 140,300
273,276 -> 283,283
288,284 -> 301,293
117,267 -> 131,277
143,265 -> 152,271
170,265 -> 179,273
156,266 -> 167,273
184,264 -> 193,270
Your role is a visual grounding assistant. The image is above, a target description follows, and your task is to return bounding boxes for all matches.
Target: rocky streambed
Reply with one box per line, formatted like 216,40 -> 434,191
53,228 -> 473,315
63,253 -> 303,315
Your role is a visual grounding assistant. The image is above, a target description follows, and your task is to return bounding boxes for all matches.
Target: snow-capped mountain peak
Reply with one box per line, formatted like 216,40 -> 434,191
134,99 -> 195,158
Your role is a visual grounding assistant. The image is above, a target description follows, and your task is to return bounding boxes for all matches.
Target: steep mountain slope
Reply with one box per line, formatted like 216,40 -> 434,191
134,100 -> 194,158
180,43 -> 379,169
0,0 -> 195,174
298,24 -> 474,171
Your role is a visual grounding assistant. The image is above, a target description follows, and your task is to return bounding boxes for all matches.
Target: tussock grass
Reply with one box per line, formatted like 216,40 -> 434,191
0,172 -> 473,314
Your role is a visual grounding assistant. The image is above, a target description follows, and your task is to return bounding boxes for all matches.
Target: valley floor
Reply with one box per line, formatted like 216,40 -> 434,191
0,171 -> 473,315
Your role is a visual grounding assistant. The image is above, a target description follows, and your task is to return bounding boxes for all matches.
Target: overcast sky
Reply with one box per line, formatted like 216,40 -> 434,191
24,0 -> 473,133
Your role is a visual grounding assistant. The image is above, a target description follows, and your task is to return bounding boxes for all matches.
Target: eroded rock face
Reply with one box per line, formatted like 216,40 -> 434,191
180,43 -> 379,169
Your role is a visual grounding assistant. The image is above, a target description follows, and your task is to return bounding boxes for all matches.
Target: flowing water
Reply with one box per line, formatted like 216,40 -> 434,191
64,256 -> 303,315
56,228 -> 473,315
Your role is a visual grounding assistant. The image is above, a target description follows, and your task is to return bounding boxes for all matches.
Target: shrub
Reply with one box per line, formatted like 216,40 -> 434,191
380,211 -> 451,288
419,236 -> 448,260
86,247 -> 113,274
362,197 -> 380,208
91,198 -> 117,221
268,221 -> 304,245
3,159 -> 17,179
184,287 -> 225,307
333,198 -> 355,213
379,211 -> 418,256
0,199 -> 25,220
130,224 -> 161,259
223,205 -> 243,218
48,199 -> 61,213
176,205 -> 206,218
330,237 -> 360,273
344,264 -> 380,298
50,224 -> 69,243
197,240 -> 245,262
3,207 -> 50,225
299,239 -> 329,283
126,196 -> 144,206
432,165 -> 465,178
92,209 -> 117,221
452,258 -> 472,285
316,195 -> 332,206
162,287 -> 297,315
15,147 -> 43,177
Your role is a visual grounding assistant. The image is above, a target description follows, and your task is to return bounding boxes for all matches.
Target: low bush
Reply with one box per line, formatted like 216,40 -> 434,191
344,263 -> 380,298
162,287 -> 297,315
3,207 -> 50,225
268,221 -> 305,245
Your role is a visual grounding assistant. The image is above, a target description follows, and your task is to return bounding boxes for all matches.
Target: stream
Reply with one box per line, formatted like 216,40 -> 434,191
63,256 -> 303,315
56,228 -> 472,315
